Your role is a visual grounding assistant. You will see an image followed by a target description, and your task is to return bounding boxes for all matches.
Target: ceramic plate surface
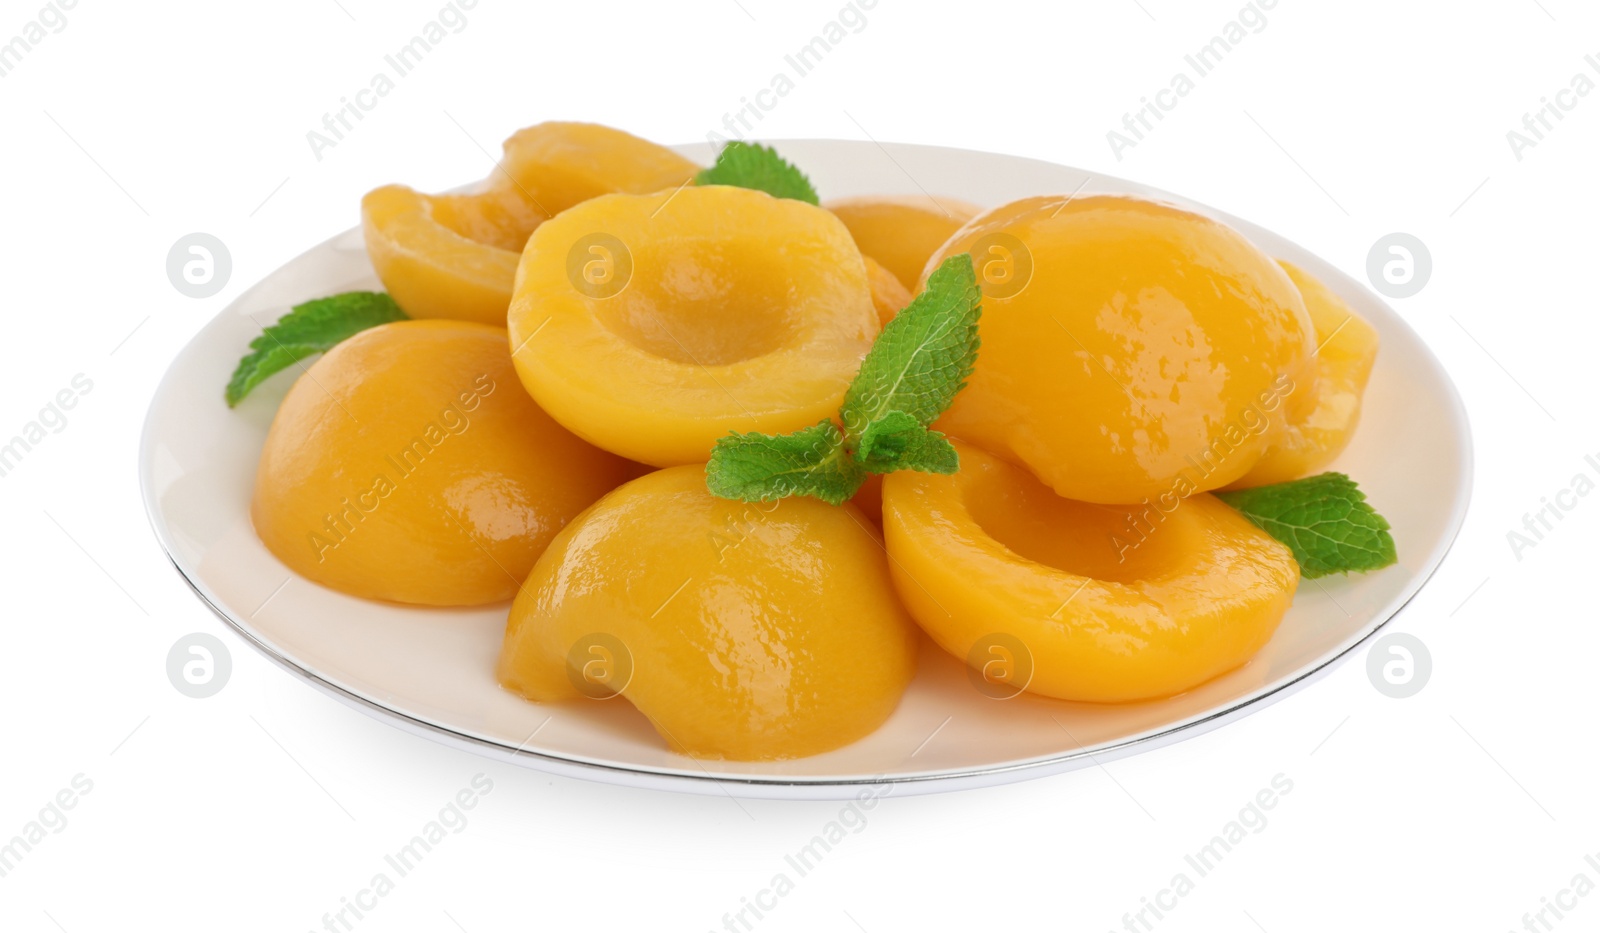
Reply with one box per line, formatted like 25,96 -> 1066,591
141,140 -> 1471,799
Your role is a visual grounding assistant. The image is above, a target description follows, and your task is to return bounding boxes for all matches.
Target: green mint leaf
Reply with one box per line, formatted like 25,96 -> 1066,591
703,252 -> 983,505
857,411 -> 959,475
839,253 -> 981,439
694,141 -> 820,205
1216,472 -> 1398,579
705,420 -> 864,506
226,291 -> 407,406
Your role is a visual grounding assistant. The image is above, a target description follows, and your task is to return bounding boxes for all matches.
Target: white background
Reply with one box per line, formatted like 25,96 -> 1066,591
1,0 -> 1595,930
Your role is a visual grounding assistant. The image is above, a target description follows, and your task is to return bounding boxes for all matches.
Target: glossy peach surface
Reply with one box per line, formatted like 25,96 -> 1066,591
828,195 -> 980,290
361,184 -> 546,326
507,185 -> 878,466
863,255 -> 913,328
1229,261 -> 1380,487
851,472 -> 885,526
928,195 -> 1318,504
499,465 -> 919,760
251,320 -> 632,606
496,121 -> 700,217
883,443 -> 1299,702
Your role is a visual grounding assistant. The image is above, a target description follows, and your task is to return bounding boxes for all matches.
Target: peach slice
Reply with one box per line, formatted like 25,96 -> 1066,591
507,185 -> 878,466
361,184 -> 546,326
495,121 -> 700,217
251,320 -> 631,606
863,255 -> 913,328
883,442 -> 1298,702
827,195 -> 981,291
927,195 -> 1319,505
1228,262 -> 1380,487
498,465 -> 918,760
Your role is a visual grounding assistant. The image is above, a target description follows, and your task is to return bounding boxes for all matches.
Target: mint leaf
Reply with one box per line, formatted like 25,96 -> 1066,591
857,411 -> 959,475
226,291 -> 407,406
839,254 -> 981,438
695,141 -> 819,204
704,253 -> 982,505
705,420 -> 863,506
1216,473 -> 1397,579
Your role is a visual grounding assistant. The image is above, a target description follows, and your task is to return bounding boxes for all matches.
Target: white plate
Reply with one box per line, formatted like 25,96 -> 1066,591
140,140 -> 1471,799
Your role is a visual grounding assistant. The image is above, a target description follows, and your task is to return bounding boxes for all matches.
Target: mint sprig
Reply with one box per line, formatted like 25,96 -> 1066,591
841,255 -> 982,431
695,141 -> 819,205
706,254 -> 981,505
226,291 -> 407,406
1216,472 -> 1397,579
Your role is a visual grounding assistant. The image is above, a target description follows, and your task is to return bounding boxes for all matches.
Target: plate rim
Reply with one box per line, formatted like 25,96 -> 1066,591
139,139 -> 1475,799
